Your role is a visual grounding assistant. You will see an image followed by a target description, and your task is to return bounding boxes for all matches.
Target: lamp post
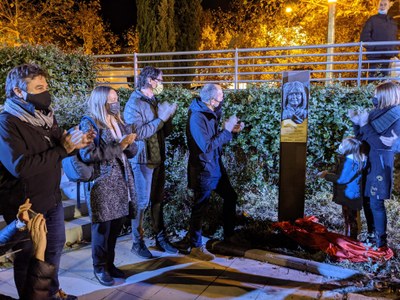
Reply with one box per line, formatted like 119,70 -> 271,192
326,0 -> 337,83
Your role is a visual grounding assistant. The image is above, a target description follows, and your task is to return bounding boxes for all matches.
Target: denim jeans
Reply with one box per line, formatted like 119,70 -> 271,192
370,197 -> 387,247
131,163 -> 166,242
91,217 -> 125,271
189,172 -> 237,247
4,202 -> 66,297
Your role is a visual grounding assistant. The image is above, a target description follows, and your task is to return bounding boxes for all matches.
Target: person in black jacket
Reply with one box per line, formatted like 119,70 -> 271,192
0,199 -> 55,300
0,64 -> 93,300
79,86 -> 137,286
176,84 -> 244,261
360,0 -> 398,78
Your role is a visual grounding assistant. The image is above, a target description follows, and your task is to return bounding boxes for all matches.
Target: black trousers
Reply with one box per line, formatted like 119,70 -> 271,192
4,202 -> 65,297
91,217 -> 125,272
189,172 -> 237,247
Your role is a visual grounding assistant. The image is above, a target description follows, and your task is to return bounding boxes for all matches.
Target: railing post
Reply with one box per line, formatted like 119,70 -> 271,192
134,52 -> 138,88
234,48 -> 238,90
357,43 -> 363,87
326,0 -> 336,85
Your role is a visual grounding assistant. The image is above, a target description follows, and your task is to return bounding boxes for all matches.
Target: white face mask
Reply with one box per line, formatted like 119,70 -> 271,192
153,82 -> 164,95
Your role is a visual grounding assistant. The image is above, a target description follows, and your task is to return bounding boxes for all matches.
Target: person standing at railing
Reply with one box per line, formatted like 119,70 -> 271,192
360,0 -> 398,78
123,66 -> 178,259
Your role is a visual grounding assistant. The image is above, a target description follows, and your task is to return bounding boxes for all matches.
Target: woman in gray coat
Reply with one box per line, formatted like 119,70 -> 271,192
80,86 -> 137,286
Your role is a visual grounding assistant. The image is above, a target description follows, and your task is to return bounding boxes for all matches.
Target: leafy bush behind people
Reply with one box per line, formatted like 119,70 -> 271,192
124,84 -> 377,237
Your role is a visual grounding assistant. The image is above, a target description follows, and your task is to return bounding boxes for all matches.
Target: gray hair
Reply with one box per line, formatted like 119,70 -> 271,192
200,84 -> 221,104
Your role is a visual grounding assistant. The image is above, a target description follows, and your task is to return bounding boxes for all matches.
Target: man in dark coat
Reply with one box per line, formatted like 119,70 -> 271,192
360,0 -> 398,78
180,84 -> 244,261
0,64 -> 92,299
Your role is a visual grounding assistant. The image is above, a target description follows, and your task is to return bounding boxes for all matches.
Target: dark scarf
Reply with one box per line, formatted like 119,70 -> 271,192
369,106 -> 400,134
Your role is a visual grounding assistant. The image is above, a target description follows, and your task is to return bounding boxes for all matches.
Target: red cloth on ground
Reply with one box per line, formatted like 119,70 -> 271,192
273,216 -> 393,262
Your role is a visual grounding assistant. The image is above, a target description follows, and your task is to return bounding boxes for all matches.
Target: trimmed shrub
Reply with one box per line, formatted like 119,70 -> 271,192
123,84 -> 379,240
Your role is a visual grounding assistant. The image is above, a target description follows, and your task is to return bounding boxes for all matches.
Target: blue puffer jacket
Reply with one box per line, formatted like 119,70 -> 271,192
186,99 -> 232,190
325,155 -> 366,211
0,221 -> 56,300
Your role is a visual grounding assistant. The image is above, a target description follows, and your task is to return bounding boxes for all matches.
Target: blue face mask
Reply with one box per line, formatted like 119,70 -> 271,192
378,9 -> 387,14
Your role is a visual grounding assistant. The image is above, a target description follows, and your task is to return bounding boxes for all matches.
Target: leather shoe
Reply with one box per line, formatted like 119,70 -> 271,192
109,265 -> 125,278
94,270 -> 114,286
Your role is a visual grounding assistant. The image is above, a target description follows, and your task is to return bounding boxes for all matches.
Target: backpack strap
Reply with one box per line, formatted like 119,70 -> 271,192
80,116 -> 100,146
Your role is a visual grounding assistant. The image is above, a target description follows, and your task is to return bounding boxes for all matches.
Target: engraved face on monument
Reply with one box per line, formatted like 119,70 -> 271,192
282,81 -> 308,125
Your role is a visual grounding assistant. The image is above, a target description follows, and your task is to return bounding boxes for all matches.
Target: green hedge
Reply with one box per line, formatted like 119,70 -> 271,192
0,44 -> 381,237
120,84 -> 376,236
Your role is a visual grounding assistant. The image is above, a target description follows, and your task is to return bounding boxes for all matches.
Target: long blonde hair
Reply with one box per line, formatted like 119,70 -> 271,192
87,86 -> 124,128
375,81 -> 400,109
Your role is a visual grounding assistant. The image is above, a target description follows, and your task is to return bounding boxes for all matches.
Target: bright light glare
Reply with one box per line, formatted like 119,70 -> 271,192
327,0 -> 337,3
285,7 -> 293,13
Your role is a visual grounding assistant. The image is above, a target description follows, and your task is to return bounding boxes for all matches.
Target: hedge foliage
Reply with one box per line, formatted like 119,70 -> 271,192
124,84 -> 376,236
0,44 -> 380,236
56,84 -> 377,234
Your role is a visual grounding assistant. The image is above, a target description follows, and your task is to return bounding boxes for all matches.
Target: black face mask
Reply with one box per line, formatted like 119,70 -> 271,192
106,102 -> 120,115
215,99 -> 224,112
26,91 -> 52,110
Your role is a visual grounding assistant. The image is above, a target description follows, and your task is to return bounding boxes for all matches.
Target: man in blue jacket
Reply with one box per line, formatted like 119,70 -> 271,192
182,84 -> 243,261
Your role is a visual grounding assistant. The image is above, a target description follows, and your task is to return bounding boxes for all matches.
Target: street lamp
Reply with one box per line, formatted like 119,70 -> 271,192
326,0 -> 337,83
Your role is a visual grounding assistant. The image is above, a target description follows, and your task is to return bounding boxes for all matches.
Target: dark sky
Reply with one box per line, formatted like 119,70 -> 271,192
100,0 -> 231,35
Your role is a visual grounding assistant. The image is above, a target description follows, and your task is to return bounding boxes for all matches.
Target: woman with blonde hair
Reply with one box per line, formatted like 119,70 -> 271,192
79,86 -> 137,286
351,81 -> 400,249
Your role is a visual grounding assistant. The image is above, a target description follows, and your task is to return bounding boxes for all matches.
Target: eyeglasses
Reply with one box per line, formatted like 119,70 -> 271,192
153,78 -> 163,83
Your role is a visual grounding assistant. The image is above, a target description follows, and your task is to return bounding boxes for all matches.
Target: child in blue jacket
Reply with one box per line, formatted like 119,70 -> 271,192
318,137 -> 367,239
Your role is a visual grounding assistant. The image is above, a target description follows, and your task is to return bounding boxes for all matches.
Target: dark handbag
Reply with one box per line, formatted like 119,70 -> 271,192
62,116 -> 100,182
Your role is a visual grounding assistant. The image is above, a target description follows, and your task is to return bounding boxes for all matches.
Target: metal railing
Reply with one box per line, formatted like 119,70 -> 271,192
94,41 -> 400,89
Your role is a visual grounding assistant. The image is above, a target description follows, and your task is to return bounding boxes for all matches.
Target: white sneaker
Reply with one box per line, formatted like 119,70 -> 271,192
189,245 -> 215,261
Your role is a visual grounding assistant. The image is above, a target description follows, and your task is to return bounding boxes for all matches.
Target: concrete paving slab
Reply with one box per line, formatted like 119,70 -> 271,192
0,235 -> 394,300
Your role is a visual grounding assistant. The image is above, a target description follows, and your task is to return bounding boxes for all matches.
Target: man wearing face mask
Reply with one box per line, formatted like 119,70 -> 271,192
0,64 -> 93,300
360,0 -> 398,78
175,84 -> 244,261
123,66 -> 178,258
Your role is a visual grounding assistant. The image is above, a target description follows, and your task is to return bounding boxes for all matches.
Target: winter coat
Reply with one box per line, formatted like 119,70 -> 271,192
355,106 -> 400,199
79,119 -> 137,223
186,99 -> 232,191
0,220 -> 18,246
123,90 -> 172,167
22,258 -> 55,300
0,221 -> 55,300
360,14 -> 398,59
325,154 -> 366,211
0,111 -> 67,217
